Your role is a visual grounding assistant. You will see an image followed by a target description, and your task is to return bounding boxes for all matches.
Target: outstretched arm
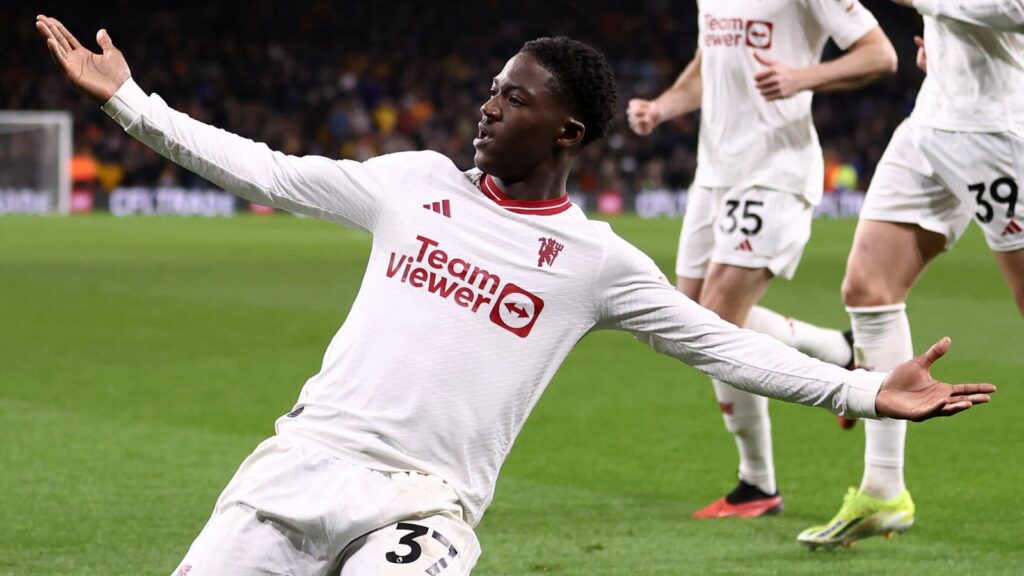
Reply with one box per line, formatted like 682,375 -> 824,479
893,0 -> 1024,31
626,49 -> 702,136
753,27 -> 897,101
37,15 -> 388,232
593,236 -> 996,421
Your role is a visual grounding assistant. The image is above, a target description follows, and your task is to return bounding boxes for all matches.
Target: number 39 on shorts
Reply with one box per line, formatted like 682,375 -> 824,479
970,177 -> 1019,224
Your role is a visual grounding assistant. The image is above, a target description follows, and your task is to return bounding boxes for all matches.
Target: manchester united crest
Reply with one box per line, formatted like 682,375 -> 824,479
537,237 -> 564,268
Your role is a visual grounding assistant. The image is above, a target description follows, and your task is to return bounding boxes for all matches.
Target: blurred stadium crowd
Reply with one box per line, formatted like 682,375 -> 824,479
4,0 -> 925,209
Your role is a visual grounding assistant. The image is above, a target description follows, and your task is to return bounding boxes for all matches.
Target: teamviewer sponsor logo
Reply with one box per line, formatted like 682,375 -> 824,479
745,20 -> 773,49
386,235 -> 545,337
490,283 -> 544,338
703,15 -> 773,49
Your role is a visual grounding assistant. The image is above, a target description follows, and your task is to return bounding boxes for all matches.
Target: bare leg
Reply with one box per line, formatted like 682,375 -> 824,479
699,263 -> 773,325
842,220 -> 945,307
675,276 -> 704,302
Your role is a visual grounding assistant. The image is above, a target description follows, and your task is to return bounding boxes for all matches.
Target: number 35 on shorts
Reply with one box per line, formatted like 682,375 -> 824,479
720,199 -> 764,236
713,188 -> 812,250
708,188 -> 814,279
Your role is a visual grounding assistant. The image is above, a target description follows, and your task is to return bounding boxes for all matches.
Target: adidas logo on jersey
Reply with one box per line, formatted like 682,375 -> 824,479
735,239 -> 754,252
1001,220 -> 1022,236
423,199 -> 451,218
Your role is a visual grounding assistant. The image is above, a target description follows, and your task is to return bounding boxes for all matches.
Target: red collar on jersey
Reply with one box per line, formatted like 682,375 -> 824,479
479,174 -> 572,216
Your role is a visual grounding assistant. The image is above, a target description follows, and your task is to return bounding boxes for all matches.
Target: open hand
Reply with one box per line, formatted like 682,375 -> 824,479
875,337 -> 996,421
36,15 -> 131,104
626,99 -> 661,136
753,52 -> 806,101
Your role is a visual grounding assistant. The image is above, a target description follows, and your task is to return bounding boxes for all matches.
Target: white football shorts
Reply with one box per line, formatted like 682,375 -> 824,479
861,119 -> 1024,252
676,185 -> 813,280
169,436 -> 481,576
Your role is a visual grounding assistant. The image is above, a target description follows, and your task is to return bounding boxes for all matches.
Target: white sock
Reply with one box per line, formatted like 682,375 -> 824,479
712,379 -> 776,495
745,306 -> 852,367
847,303 -> 913,500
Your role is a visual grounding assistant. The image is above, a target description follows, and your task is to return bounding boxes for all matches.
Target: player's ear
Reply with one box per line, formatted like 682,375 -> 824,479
558,118 -> 585,148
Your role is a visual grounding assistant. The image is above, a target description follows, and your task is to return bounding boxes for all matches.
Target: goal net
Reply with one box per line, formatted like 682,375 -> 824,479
0,111 -> 72,215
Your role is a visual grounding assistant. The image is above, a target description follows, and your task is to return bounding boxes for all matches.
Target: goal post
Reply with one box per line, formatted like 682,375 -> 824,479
0,111 -> 72,215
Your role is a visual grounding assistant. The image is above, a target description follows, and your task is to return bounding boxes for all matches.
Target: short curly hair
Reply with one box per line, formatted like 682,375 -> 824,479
520,36 -> 618,148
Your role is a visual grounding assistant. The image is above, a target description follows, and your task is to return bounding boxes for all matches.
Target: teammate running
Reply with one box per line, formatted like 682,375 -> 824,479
627,0 -> 897,518
798,0 -> 1024,550
37,14 -> 994,575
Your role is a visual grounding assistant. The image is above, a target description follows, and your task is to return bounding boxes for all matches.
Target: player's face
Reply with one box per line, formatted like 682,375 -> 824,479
474,52 -> 573,180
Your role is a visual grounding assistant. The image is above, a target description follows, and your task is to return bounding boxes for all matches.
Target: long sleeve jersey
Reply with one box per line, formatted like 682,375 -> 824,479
911,0 -> 1024,132
102,78 -> 885,526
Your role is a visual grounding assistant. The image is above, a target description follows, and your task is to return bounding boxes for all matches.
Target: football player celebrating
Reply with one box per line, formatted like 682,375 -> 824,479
38,14 -> 993,575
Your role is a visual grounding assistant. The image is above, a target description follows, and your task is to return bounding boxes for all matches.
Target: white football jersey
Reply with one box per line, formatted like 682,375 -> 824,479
695,0 -> 877,203
912,0 -> 1024,132
102,79 -> 885,526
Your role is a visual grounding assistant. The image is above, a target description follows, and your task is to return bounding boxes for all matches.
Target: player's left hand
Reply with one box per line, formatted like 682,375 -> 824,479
889,0 -> 914,7
753,52 -> 806,101
875,337 -> 997,422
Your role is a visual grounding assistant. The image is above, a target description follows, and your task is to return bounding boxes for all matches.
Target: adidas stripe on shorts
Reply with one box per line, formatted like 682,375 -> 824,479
861,118 -> 1024,252
676,185 -> 813,280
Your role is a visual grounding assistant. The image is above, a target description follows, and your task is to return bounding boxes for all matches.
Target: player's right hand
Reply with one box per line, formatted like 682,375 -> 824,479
626,99 -> 661,136
36,15 -> 131,104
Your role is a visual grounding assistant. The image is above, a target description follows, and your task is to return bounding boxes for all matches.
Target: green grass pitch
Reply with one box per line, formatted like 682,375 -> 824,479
1,214 -> 1021,575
